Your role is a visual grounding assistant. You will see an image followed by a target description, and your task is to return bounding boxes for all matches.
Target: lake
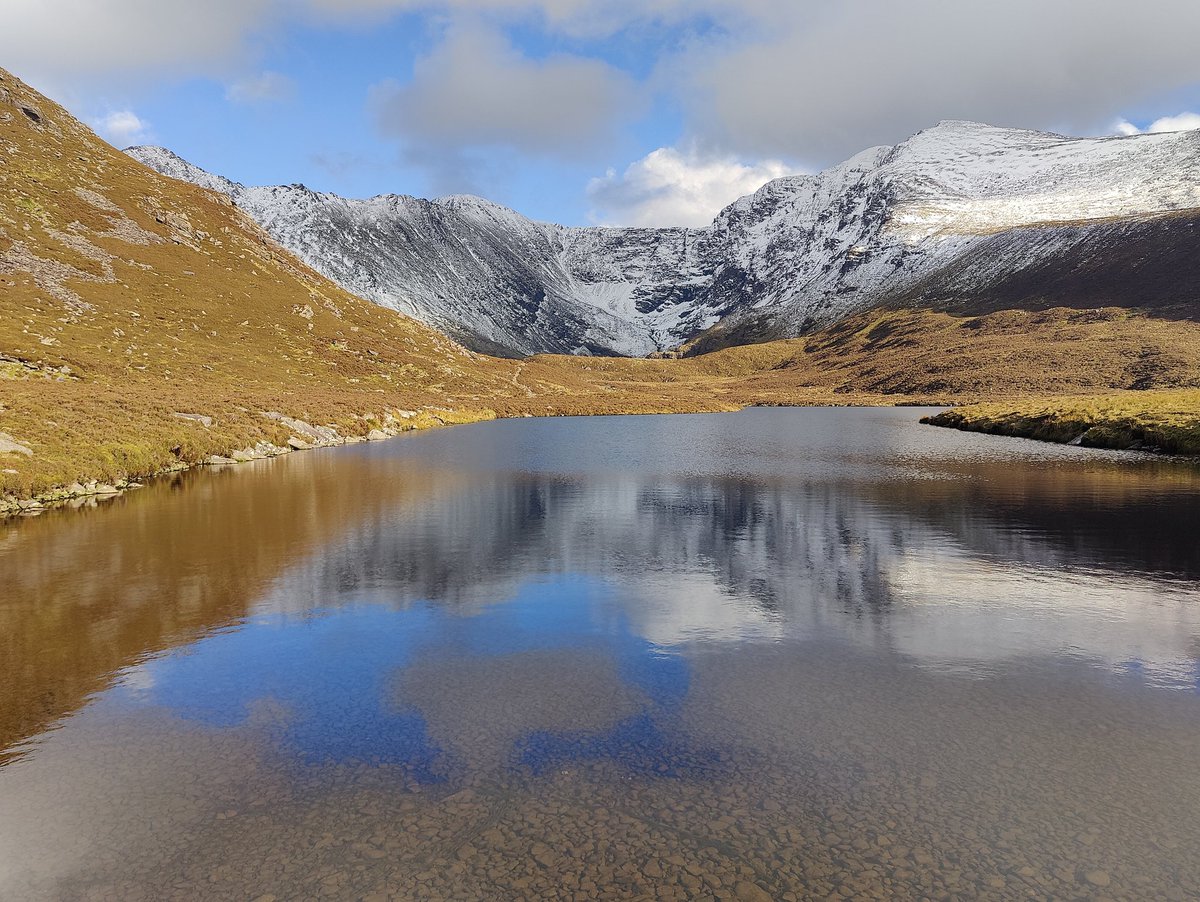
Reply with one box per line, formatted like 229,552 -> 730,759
2,407 -> 1200,900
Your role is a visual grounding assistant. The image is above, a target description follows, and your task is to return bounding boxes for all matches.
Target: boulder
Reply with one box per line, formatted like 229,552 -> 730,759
0,431 -> 32,456
173,412 -> 214,428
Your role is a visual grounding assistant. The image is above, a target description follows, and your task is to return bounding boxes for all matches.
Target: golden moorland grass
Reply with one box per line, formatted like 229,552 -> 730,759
3,65 -> 1200,509
925,390 -> 1200,454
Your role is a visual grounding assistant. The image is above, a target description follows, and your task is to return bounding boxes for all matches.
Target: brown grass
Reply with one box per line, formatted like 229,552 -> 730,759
926,390 -> 1200,454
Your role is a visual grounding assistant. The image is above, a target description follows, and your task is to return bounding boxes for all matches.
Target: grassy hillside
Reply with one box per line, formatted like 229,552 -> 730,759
4,66 -> 1200,511
0,68 -> 536,497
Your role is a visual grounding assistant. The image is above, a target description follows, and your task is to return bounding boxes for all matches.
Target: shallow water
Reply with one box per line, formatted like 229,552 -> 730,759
2,408 -> 1200,900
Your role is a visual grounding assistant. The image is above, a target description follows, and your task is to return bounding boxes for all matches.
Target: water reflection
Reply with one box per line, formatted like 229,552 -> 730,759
2,408 -> 1200,900
0,458 -> 471,763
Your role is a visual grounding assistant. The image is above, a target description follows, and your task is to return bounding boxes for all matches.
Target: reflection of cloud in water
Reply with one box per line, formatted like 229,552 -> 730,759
252,470 -> 1200,686
883,554 -> 1200,686
615,571 -> 783,646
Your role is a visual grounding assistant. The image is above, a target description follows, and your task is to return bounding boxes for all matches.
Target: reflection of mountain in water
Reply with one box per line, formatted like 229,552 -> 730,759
0,455 -> 469,763
4,412 -> 1200,763
260,475 -> 901,623
873,467 -> 1200,581
257,467 -> 1200,681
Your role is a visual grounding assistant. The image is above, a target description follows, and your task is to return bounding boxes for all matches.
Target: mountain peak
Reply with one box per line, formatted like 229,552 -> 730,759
432,193 -> 530,222
927,119 -> 995,131
125,145 -> 243,195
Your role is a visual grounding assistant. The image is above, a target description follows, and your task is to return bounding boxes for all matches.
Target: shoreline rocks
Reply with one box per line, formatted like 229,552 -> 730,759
0,406 -> 492,519
0,478 -> 144,516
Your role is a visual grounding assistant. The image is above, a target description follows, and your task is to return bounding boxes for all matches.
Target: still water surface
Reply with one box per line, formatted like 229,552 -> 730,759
2,408 -> 1200,900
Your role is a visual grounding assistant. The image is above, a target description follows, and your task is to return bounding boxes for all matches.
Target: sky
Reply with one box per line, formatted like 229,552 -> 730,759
4,0 -> 1200,227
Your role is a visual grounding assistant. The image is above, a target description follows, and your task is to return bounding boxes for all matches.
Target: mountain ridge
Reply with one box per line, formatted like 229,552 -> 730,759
128,120 -> 1200,357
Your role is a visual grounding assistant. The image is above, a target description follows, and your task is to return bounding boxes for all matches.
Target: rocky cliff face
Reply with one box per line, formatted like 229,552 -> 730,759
128,122 -> 1200,357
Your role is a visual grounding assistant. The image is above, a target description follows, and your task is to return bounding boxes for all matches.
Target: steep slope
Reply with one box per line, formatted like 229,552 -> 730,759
130,122 -> 1200,357
892,210 -> 1200,321
127,147 -> 689,357
0,67 -> 531,498
692,126 -> 1200,350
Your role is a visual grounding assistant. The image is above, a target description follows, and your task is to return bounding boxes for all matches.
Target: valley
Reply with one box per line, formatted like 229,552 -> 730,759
3,66 -> 1200,515
130,122 -> 1200,358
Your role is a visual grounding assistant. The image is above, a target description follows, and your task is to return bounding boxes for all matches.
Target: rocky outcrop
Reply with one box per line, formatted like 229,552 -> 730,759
0,431 -> 32,457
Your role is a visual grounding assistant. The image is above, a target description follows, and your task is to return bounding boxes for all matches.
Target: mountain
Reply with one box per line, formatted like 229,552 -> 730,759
129,122 -> 1200,357
127,145 -> 706,357
0,66 -> 527,501
0,64 -> 970,507
5,64 -> 1200,507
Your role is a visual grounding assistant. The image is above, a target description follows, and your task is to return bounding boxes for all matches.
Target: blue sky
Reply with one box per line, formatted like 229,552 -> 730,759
5,1 -> 1200,227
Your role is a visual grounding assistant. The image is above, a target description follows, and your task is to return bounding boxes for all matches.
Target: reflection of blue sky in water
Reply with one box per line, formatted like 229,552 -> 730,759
98,408 -> 1200,785
120,605 -> 449,778
121,576 -> 703,779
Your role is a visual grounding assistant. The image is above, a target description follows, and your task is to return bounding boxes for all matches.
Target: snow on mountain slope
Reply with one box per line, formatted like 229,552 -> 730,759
127,123 -> 1200,357
887,122 -> 1200,237
125,144 -> 241,196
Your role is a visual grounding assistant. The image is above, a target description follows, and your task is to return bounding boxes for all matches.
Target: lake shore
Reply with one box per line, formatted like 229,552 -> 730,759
1,394 -> 944,517
0,405 -> 497,517
10,386 -> 1200,518
923,389 -> 1200,455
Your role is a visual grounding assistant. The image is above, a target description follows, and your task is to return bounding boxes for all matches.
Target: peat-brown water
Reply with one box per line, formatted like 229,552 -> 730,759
2,408 -> 1200,900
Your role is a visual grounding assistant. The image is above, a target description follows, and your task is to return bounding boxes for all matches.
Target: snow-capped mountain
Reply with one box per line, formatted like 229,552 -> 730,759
127,122 -> 1200,357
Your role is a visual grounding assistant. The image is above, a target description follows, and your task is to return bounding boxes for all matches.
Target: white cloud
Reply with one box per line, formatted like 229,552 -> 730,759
1113,112 -> 1200,136
587,147 -> 795,227
370,25 -> 643,191
10,0 -> 1200,184
686,0 -> 1200,163
225,70 -> 294,103
0,0 -> 276,86
92,110 -> 150,146
1148,112 -> 1200,132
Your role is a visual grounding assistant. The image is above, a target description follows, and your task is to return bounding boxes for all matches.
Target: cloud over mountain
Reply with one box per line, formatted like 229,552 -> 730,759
370,25 -> 643,191
92,110 -> 150,145
9,0 -> 1200,224
587,147 -> 794,227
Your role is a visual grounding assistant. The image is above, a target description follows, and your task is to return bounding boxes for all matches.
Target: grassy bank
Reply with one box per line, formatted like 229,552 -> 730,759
924,390 -> 1200,454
